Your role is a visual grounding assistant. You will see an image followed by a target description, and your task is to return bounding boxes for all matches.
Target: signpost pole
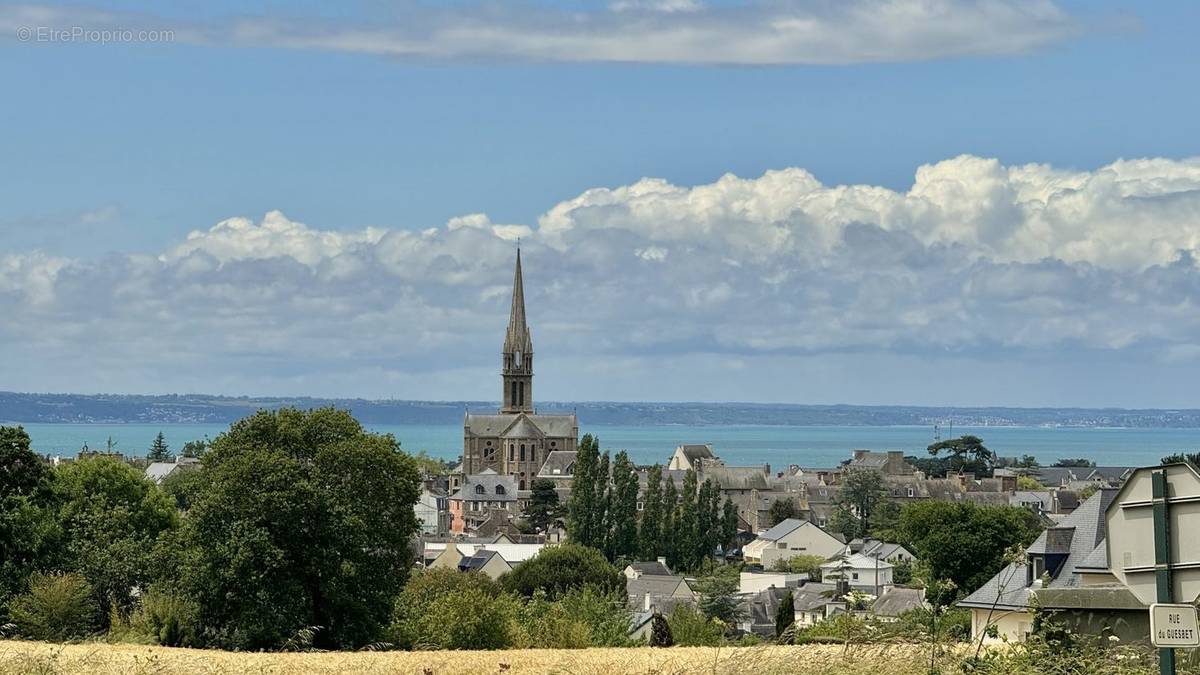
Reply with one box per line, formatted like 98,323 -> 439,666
1153,470 -> 1176,675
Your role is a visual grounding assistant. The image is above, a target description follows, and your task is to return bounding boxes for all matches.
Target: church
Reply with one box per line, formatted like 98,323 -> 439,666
461,250 -> 579,492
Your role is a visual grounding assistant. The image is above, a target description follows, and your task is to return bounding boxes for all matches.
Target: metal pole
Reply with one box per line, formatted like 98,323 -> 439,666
1153,470 -> 1176,675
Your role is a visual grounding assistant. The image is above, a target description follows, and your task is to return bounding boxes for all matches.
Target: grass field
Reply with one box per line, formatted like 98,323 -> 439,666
0,641 -> 961,674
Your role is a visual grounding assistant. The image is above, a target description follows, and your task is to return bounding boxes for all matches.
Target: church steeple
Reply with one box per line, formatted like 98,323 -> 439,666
501,249 -> 533,413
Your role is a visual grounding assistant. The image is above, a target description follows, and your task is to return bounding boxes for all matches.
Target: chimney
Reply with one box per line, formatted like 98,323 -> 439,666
644,593 -> 651,612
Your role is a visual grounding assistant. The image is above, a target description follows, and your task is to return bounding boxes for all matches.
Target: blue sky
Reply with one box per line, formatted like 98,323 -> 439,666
2,1 -> 1200,407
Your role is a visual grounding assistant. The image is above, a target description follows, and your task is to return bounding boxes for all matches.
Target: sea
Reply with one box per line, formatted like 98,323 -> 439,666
12,422 -> 1200,469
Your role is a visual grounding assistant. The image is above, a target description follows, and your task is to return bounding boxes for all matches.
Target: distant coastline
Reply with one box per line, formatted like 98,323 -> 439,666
4,391 -> 1200,429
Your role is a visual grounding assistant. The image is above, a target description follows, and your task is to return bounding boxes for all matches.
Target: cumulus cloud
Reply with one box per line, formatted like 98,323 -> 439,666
0,1 -> 1079,65
5,154 -> 1200,402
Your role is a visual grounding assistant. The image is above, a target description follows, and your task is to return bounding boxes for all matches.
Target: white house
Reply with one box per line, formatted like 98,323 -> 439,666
743,518 -> 845,569
415,488 -> 449,537
820,553 -> 894,593
143,456 -> 200,484
667,444 -> 716,471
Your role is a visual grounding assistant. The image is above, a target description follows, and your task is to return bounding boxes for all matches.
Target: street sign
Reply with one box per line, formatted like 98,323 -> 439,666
1151,603 -> 1200,648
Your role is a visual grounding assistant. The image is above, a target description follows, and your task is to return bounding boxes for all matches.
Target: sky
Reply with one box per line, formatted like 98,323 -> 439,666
2,0 -> 1200,408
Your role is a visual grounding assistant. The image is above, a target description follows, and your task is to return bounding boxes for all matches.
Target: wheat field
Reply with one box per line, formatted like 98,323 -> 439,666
0,640 -> 963,675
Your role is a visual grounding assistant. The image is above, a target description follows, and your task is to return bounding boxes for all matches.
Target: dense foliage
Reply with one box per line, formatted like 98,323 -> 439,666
499,543 -> 623,600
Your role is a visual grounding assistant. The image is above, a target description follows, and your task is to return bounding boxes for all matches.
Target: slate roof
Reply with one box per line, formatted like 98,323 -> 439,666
847,452 -> 891,468
702,465 -> 770,490
453,473 -> 518,502
873,587 -> 925,617
958,487 -> 1119,610
757,518 -> 807,541
745,587 -> 793,633
458,549 -> 505,572
792,585 -> 838,611
626,575 -> 693,607
628,561 -> 671,576
464,413 -> 577,438
537,450 -> 577,477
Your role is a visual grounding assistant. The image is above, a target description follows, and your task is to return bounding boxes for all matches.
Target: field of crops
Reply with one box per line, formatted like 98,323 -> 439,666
0,641 -> 962,675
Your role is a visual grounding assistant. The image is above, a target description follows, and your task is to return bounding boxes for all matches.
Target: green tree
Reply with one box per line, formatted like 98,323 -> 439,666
767,497 -> 798,527
390,568 -> 516,650
595,451 -> 612,557
1052,458 -> 1095,468
0,426 -> 61,611
10,572 -> 96,641
526,478 -> 562,532
566,434 -> 600,548
831,469 -> 888,540
410,449 -> 453,476
693,567 -> 744,628
926,435 -> 994,477
608,451 -> 639,561
661,477 -> 679,569
1016,475 -> 1043,490
638,465 -> 664,560
771,553 -> 825,580
720,497 -> 739,553
666,605 -> 724,646
179,438 -> 208,459
896,501 -> 1041,592
1162,452 -> 1200,467
54,457 -> 178,623
147,431 -> 172,462
775,590 -> 795,637
676,470 -> 700,571
176,407 -> 421,650
649,611 -> 674,647
159,467 -> 205,511
499,543 -> 624,600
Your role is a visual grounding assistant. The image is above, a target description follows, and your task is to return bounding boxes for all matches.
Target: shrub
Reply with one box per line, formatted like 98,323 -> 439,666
10,572 -> 96,641
499,544 -> 623,600
391,568 -> 516,650
127,589 -> 199,647
666,605 -> 724,646
649,612 -> 673,647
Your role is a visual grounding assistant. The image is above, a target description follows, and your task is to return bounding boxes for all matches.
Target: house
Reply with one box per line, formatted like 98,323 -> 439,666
845,450 -> 914,476
143,456 -> 200,484
743,518 -> 845,569
819,553 -> 894,594
415,487 -> 449,536
791,585 -> 840,628
457,549 -> 513,580
625,574 -> 697,613
448,470 -> 517,534
624,560 -> 671,579
957,487 -> 1125,643
740,587 -> 794,637
872,587 -> 924,622
844,538 -> 917,563
668,444 -> 716,471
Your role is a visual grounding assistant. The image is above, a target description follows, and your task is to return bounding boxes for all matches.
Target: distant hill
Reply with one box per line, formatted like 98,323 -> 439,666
2,391 -> 1200,428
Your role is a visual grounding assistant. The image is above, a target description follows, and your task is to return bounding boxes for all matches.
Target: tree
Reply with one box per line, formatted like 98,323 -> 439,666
54,456 -> 178,622
160,467 -> 205,511
767,497 -> 798,527
390,568 -> 515,650
661,477 -> 679,570
595,451 -> 612,557
147,431 -> 172,462
926,435 -> 994,477
1052,458 -> 1095,468
176,407 -> 421,650
775,590 -> 795,637
895,501 -> 1041,592
693,567 -> 744,628
566,435 -> 601,549
720,497 -> 739,553
649,611 -> 674,647
676,470 -> 700,571
667,605 -> 724,646
499,543 -> 624,600
831,469 -> 888,540
179,438 -> 208,459
1016,475 -> 1043,490
10,572 -> 96,641
771,553 -> 824,580
608,451 -> 639,561
1163,452 -> 1200,467
1,426 -> 61,609
638,465 -> 664,560
526,478 -> 562,532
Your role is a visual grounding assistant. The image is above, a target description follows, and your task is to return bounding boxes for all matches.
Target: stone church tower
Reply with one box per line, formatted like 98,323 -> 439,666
461,250 -> 579,491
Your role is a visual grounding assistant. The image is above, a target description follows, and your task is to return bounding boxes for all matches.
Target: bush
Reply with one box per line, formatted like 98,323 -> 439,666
10,572 -> 96,641
127,589 -> 199,647
499,544 -> 623,600
666,605 -> 724,646
391,568 -> 516,650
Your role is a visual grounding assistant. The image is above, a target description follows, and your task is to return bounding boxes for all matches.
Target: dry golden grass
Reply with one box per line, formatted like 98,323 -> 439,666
0,640 -> 966,675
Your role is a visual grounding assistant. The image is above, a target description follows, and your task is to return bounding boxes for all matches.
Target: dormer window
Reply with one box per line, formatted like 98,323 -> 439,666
474,485 -> 485,495
496,485 -> 506,496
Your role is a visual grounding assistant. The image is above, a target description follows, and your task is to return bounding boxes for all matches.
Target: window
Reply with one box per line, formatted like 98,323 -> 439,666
474,485 -> 485,495
496,485 -> 507,496
852,572 -> 859,580
509,446 -> 515,461
519,479 -> 525,490
906,487 -> 915,497
520,444 -> 526,461
777,542 -> 787,549
551,441 -> 557,448
483,446 -> 496,462
637,501 -> 644,511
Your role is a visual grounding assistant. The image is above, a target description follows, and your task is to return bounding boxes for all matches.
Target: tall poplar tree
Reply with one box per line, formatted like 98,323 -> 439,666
720,497 -> 739,552
595,450 -> 612,557
678,470 -> 700,571
609,451 -> 640,561
567,434 -> 600,548
638,465 -> 664,561
662,476 -> 679,569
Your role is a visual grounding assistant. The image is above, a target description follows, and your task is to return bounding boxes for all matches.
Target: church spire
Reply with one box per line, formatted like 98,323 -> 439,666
504,248 -> 532,354
501,249 -> 533,414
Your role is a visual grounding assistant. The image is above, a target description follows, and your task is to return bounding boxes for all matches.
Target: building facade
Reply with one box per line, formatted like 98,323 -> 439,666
461,250 -> 579,491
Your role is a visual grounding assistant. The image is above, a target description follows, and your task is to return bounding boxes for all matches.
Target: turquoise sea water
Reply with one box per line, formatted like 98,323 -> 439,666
12,422 -> 1200,468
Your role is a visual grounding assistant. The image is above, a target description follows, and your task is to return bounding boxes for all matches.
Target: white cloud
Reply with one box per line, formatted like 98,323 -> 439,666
1,1 -> 1079,65
5,154 -> 1200,403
